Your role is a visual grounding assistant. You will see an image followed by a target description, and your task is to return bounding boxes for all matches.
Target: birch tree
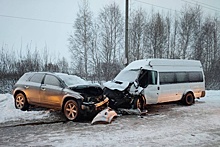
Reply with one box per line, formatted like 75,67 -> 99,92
178,5 -> 202,59
148,12 -> 167,58
129,8 -> 146,62
98,2 -> 123,80
68,0 -> 93,79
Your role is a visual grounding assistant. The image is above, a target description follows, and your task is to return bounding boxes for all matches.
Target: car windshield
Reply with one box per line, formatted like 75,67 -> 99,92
114,69 -> 140,83
57,74 -> 88,86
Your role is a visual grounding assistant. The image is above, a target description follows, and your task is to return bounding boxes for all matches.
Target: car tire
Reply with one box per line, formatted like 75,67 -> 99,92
133,96 -> 145,110
15,93 -> 29,111
182,93 -> 195,106
63,100 -> 80,121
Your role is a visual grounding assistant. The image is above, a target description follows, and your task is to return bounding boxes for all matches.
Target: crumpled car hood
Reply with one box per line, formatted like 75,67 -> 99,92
68,84 -> 103,96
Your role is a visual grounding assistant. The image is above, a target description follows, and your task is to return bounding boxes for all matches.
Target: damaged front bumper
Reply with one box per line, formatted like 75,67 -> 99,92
81,97 -> 109,111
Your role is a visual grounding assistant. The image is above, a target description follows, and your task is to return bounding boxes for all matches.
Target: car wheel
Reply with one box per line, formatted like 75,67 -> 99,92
63,100 -> 80,121
182,93 -> 194,106
15,93 -> 29,111
133,96 -> 144,110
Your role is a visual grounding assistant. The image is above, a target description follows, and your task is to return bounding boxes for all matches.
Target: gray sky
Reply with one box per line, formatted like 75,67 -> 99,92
0,0 -> 219,62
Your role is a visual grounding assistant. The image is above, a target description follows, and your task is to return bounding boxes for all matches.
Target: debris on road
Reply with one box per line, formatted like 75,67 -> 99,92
91,107 -> 117,125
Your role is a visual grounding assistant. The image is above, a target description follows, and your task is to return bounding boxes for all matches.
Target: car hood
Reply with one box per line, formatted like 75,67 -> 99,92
68,84 -> 103,96
103,81 -> 130,91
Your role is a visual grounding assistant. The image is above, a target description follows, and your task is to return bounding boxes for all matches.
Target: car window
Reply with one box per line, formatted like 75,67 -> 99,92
44,75 -> 61,87
17,73 -> 33,82
29,73 -> 44,83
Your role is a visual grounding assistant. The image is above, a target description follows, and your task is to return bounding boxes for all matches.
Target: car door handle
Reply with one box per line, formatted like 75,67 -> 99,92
24,86 -> 29,89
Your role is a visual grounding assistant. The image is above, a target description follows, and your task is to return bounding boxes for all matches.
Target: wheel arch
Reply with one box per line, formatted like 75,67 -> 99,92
182,90 -> 195,99
61,96 -> 82,112
14,90 -> 26,99
181,90 -> 195,105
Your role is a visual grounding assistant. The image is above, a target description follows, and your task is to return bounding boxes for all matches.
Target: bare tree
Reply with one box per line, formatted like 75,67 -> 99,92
165,13 -> 171,58
170,11 -> 179,59
178,5 -> 202,59
129,8 -> 147,62
88,22 -> 102,82
98,2 -> 123,80
148,12 -> 167,58
68,0 -> 93,79
57,57 -> 69,73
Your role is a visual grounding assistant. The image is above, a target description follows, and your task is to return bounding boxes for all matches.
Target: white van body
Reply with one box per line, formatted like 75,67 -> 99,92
104,59 -> 205,105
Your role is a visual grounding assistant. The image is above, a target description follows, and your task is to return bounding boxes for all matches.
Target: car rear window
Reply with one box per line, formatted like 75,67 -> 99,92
29,73 -> 45,83
17,73 -> 33,82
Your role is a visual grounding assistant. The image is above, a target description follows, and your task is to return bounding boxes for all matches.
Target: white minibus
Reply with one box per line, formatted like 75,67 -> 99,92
104,59 -> 206,109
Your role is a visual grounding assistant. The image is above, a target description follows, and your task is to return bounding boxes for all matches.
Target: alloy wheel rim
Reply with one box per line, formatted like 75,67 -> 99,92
16,95 -> 24,109
65,102 -> 77,120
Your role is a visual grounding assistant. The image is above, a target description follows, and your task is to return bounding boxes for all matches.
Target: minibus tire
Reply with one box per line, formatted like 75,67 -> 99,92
182,93 -> 195,106
133,97 -> 144,110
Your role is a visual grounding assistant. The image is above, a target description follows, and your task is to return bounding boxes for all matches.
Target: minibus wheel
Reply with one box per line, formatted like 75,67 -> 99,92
133,96 -> 145,110
182,93 -> 195,106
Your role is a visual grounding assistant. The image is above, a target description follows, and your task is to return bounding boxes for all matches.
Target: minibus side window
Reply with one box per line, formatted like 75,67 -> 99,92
151,71 -> 157,85
189,72 -> 203,82
160,72 -> 175,85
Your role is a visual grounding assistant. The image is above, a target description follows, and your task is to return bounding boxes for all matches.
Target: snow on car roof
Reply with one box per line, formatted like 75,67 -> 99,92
55,73 -> 88,86
124,59 -> 202,71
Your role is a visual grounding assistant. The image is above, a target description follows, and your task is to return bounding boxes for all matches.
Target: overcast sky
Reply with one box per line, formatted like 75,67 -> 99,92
0,0 -> 219,62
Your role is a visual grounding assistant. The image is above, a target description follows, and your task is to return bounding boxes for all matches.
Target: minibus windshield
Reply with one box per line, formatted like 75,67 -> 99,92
114,69 -> 140,83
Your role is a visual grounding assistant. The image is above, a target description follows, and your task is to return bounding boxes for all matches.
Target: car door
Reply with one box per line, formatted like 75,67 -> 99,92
40,74 -> 64,108
24,73 -> 45,104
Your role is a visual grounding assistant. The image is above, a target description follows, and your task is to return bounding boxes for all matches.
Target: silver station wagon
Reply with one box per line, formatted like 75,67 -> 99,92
12,72 -> 108,121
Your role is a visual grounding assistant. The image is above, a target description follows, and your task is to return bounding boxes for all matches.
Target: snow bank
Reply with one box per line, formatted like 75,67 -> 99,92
0,90 -> 219,124
0,94 -> 49,123
0,91 -> 220,146
202,90 -> 220,101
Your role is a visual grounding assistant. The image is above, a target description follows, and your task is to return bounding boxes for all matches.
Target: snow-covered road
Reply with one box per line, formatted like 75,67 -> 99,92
0,91 -> 220,146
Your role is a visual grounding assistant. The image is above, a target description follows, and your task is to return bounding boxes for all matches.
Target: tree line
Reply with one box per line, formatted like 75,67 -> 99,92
68,1 -> 220,89
0,44 -> 69,93
0,0 -> 220,93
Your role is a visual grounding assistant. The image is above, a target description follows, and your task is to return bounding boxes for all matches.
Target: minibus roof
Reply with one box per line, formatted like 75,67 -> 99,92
125,59 -> 202,71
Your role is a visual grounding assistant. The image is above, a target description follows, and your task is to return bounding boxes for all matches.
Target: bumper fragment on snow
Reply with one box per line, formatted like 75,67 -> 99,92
91,107 -> 117,125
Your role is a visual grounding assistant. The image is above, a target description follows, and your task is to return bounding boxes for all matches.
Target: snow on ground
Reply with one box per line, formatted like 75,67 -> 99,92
0,90 -> 219,124
0,91 -> 220,146
0,93 -> 49,123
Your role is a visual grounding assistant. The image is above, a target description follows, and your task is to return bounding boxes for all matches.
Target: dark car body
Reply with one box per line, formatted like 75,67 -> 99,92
12,72 -> 108,121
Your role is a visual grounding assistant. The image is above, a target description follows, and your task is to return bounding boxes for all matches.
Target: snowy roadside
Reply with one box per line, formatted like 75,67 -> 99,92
0,91 -> 220,146
0,90 -> 219,126
0,94 -> 51,125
